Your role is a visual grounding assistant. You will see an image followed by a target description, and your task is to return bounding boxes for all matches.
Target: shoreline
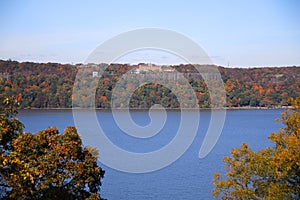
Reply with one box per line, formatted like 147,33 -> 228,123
20,106 -> 291,111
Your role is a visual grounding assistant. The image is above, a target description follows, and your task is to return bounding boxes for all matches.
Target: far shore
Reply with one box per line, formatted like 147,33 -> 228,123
20,106 -> 291,111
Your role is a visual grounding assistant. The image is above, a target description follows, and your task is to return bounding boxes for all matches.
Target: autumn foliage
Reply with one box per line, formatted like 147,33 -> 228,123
213,97 -> 300,199
0,96 -> 105,199
0,60 -> 299,109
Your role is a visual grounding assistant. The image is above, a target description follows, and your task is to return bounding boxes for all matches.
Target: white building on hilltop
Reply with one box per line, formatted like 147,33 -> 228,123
92,71 -> 99,77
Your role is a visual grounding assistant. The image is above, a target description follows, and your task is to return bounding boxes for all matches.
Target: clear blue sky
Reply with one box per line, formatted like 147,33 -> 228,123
0,0 -> 299,67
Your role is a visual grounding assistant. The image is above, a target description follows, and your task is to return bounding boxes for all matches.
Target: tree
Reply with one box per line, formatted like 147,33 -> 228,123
0,96 -> 105,199
213,97 -> 300,199
0,96 -> 23,151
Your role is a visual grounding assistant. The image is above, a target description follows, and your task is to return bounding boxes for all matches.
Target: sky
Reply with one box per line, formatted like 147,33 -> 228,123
0,0 -> 299,67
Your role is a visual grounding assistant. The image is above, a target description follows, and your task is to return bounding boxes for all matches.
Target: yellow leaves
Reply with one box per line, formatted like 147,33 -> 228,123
23,172 -> 30,180
213,172 -> 220,180
3,157 -> 8,165
1,100 -> 105,199
222,156 -> 231,163
231,148 -> 239,158
213,97 -> 300,199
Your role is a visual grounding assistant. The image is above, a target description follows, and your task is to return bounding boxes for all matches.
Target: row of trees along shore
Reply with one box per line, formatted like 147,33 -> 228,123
0,60 -> 299,109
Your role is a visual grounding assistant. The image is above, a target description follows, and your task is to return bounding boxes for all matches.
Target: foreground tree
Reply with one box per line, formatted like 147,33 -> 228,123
0,96 -> 105,199
213,97 -> 300,199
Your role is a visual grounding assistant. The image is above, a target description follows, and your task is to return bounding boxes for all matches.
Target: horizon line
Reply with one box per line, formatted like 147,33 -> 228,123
1,58 -> 299,69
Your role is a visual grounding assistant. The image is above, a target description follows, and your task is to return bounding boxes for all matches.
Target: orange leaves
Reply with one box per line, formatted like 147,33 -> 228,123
16,93 -> 22,101
99,95 -> 107,103
224,79 -> 235,93
31,85 -> 39,90
265,88 -> 274,95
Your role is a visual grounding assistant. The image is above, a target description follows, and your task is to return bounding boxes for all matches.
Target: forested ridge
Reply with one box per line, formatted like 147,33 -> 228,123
0,60 -> 299,109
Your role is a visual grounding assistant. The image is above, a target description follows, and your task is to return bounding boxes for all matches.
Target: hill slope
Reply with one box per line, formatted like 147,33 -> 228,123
0,60 -> 299,108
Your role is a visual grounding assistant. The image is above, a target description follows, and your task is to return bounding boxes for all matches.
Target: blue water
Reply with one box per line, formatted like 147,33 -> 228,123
18,109 -> 284,200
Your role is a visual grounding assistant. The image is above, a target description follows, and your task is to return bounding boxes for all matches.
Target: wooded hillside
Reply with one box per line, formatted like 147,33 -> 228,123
0,60 -> 299,109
